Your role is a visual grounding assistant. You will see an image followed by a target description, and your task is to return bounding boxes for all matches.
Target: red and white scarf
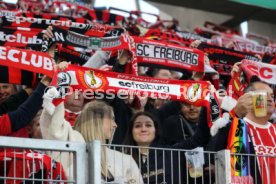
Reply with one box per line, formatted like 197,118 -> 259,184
0,46 -> 55,77
0,46 -> 222,128
227,59 -> 276,100
131,36 -> 205,74
48,64 -> 221,128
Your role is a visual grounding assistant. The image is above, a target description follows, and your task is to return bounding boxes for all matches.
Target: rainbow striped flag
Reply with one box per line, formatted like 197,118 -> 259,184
227,117 -> 250,176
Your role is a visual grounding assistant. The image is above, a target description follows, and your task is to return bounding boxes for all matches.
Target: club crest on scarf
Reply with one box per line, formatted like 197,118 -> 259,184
84,70 -> 103,88
210,94 -> 220,121
211,104 -> 220,115
187,83 -> 202,102
57,72 -> 71,86
57,72 -> 71,97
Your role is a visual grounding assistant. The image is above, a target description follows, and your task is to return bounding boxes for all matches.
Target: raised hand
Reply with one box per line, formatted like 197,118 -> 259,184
234,92 -> 253,118
231,62 -> 241,77
43,26 -> 54,40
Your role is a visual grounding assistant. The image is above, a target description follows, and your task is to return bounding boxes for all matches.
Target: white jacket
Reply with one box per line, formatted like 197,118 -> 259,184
105,147 -> 144,184
40,98 -> 143,183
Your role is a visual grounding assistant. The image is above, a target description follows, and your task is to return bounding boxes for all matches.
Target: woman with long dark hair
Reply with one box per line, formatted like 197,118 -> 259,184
123,108 -> 210,184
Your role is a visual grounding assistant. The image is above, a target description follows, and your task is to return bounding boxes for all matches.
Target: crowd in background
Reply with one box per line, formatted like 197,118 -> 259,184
0,0 -> 276,183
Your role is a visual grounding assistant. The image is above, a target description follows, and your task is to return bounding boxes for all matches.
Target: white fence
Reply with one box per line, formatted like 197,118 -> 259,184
1,137 -> 274,184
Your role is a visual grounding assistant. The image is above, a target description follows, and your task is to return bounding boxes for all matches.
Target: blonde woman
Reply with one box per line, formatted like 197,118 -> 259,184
76,101 -> 144,183
40,64 -> 143,183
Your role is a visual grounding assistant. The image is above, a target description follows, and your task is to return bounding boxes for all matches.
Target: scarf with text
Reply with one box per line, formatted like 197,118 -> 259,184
41,30 -> 206,76
45,26 -> 129,51
6,1 -> 123,25
0,46 -> 55,77
131,36 -> 205,74
142,29 -> 213,46
1,15 -> 92,31
0,151 -> 67,184
0,27 -> 43,50
51,64 -> 220,127
197,43 -> 261,75
198,43 -> 261,63
0,10 -> 22,17
0,47 -> 220,128
176,31 -> 214,45
1,15 -> 126,37
231,41 -> 276,66
20,11 -> 88,23
227,60 -> 276,100
240,59 -> 276,85
233,41 -> 276,55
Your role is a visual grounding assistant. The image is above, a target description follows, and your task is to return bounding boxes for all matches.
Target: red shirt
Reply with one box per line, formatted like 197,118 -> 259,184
64,109 -> 80,127
0,114 -> 12,136
245,118 -> 276,184
0,114 -> 29,138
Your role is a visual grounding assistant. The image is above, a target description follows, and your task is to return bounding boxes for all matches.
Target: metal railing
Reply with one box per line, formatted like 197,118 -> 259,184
0,136 -> 87,184
92,142 -> 220,184
1,137 -> 275,184
229,152 -> 276,184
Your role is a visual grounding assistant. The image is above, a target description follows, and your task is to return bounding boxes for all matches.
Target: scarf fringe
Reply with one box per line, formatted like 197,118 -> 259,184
210,113 -> 230,136
42,87 -> 60,116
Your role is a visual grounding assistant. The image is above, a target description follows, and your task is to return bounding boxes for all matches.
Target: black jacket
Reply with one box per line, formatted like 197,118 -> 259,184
0,89 -> 29,116
108,99 -> 184,145
129,139 -> 186,184
160,115 -> 197,145
171,107 -> 210,150
131,108 -> 210,184
108,97 -> 133,144
149,101 -> 182,133
0,83 -> 45,135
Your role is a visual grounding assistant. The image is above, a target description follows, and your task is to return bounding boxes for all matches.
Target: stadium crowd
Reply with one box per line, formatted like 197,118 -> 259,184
0,0 -> 276,183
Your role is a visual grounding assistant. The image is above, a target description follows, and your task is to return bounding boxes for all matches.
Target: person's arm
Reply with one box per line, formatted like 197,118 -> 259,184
0,88 -> 32,115
112,50 -> 131,73
173,107 -> 211,149
39,87 -> 82,141
5,82 -> 46,134
112,62 -> 126,73
83,51 -> 110,68
39,64 -> 84,142
40,101 -> 73,141
39,74 -> 71,141
150,100 -> 182,127
159,116 -> 178,145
